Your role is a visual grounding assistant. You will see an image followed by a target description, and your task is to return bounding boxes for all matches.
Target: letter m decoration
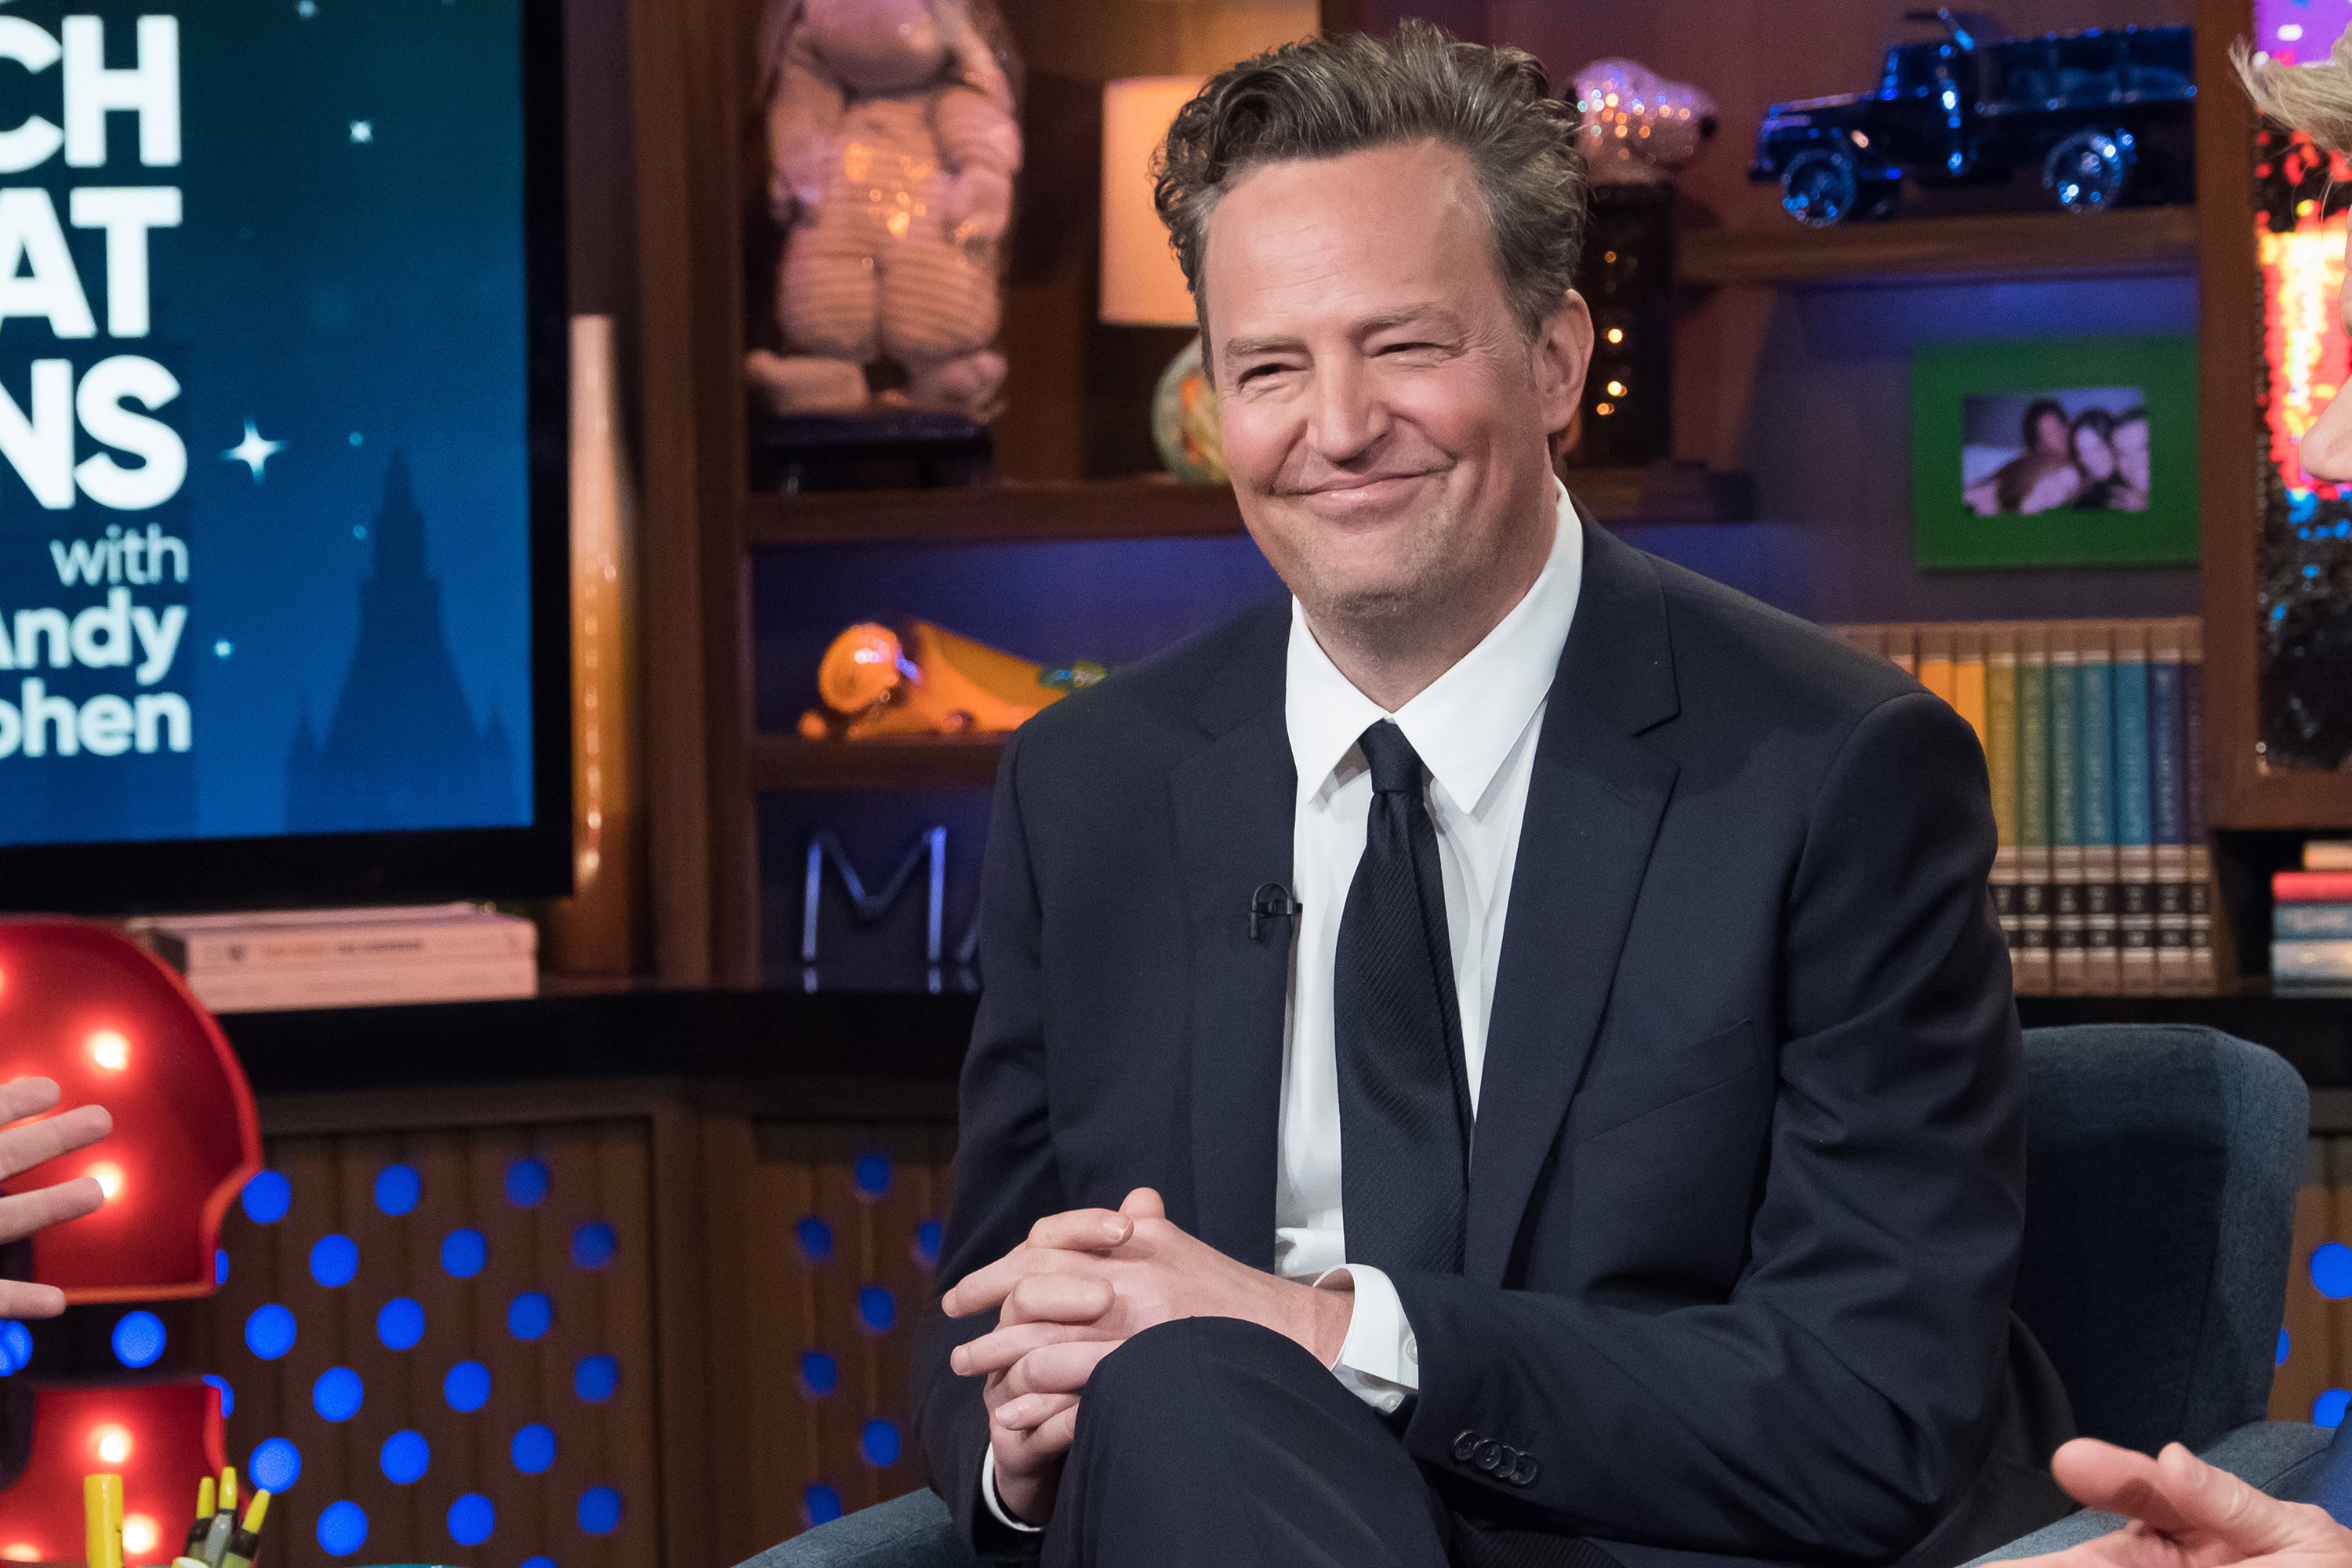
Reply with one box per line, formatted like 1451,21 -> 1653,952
0,920 -> 260,1300
800,826 -> 978,990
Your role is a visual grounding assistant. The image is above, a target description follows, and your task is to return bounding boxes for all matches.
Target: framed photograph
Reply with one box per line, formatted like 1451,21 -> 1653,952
1911,334 -> 2199,568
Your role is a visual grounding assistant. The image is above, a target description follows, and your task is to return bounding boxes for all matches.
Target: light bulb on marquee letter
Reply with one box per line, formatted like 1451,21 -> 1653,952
88,1030 -> 126,1072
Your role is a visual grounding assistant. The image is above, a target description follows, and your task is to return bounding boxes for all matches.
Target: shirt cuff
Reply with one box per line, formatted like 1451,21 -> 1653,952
979,1443 -> 1045,1534
1315,1265 -> 1420,1414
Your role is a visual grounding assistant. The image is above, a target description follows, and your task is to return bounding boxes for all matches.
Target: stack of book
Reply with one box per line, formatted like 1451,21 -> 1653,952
1830,619 -> 2216,996
133,903 -> 539,1014
2274,842 -> 2352,984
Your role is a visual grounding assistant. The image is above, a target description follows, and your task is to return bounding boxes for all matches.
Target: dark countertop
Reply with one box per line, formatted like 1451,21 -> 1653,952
212,982 -> 2352,1107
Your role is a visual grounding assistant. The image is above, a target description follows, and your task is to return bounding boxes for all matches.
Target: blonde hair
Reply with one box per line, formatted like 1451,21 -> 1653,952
2236,29 -> 2352,150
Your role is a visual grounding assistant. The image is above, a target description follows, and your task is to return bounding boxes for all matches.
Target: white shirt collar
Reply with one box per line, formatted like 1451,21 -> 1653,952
1286,478 -> 1584,816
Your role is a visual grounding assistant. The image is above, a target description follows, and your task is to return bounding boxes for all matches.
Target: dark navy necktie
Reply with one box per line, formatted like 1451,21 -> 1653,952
1335,720 -> 1472,1276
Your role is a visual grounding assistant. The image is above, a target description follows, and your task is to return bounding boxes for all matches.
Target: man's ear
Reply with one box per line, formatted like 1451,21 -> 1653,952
1533,288 -> 1595,438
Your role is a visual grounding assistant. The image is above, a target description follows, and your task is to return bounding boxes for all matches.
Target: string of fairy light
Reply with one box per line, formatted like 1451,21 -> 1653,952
2260,211 -> 2348,499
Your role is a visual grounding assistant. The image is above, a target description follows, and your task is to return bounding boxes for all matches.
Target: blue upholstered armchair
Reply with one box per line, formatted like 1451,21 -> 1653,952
744,1024 -> 2318,1568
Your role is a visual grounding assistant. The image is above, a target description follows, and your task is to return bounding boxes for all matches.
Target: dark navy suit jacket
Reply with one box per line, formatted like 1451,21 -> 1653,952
913,521 -> 2074,1568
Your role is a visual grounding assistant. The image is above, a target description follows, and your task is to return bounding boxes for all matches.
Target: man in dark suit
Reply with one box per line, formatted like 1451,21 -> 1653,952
912,23 -> 2072,1568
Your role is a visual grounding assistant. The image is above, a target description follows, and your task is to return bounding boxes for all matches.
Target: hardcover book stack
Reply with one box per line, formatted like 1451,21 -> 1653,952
1829,619 -> 2215,996
2275,842 -> 2352,984
132,903 -> 539,1014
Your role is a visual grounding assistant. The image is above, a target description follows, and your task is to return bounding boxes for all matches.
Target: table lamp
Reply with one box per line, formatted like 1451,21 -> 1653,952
1099,75 -> 1223,482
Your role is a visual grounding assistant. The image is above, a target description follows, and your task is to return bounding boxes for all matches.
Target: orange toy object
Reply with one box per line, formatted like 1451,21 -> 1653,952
799,620 -> 1104,740
0,921 -> 261,1301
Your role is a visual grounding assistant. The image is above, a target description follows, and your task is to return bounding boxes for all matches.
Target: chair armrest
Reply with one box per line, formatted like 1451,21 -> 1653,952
1964,1423 -> 2336,1566
731,1488 -> 978,1568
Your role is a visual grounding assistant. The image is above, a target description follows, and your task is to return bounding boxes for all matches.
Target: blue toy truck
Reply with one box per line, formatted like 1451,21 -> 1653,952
1748,8 -> 2194,226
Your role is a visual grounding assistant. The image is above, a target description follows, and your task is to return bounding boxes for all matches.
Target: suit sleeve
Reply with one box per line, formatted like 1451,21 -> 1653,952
1388,691 -> 2027,1563
910,730 -> 1067,1552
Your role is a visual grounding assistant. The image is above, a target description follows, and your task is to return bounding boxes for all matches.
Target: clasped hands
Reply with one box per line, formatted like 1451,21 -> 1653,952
942,1186 -> 1353,1526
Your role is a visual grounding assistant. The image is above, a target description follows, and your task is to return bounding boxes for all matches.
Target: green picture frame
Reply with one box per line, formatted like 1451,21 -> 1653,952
1911,333 -> 2199,569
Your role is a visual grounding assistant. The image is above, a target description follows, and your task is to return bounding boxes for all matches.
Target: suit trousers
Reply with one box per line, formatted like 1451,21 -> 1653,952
1039,1316 -> 1621,1568
1040,1315 -> 1448,1567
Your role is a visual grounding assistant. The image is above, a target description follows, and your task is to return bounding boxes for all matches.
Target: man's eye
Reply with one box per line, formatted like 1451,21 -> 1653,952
1380,341 -> 1436,355
1237,364 -> 1287,384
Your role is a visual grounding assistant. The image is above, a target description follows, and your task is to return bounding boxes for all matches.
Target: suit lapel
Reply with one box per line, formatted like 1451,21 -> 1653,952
1465,522 -> 1682,1284
1167,611 -> 1296,1269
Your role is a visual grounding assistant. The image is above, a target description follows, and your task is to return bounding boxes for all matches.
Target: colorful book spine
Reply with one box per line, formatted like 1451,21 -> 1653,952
2275,873 -> 2352,902
2049,626 -> 2087,995
1985,626 -> 2021,967
2277,904 -> 2352,938
2307,841 -> 2352,872
2111,622 -> 2155,993
2075,622 -> 2120,994
2273,940 -> 2352,982
1951,626 -> 1988,750
2147,619 -> 2190,993
2183,618 -> 2214,990
2015,622 -> 2054,995
1916,624 -> 1955,706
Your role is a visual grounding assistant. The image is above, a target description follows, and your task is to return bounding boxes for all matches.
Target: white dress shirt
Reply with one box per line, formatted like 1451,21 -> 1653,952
982,482 -> 1583,1530
1277,479 -> 1584,1413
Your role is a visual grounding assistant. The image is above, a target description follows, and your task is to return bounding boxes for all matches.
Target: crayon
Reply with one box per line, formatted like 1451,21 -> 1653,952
85,1474 -> 125,1568
220,1490 -> 270,1568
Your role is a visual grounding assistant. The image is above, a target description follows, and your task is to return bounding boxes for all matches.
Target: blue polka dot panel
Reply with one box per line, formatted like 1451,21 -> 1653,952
250,1435 -> 303,1492
2268,1142 -> 2352,1427
205,1117 -> 662,1567
111,1308 -> 165,1369
743,1122 -> 955,1545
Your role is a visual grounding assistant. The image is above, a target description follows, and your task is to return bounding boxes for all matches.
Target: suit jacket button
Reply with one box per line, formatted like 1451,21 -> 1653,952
1473,1439 -> 1502,1472
1511,1454 -> 1541,1487
1453,1430 -> 1480,1462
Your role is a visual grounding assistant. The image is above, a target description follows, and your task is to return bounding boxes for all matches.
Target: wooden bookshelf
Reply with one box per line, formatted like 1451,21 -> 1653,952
746,477 -> 1243,546
1678,205 -> 2200,289
745,464 -> 1755,550
749,734 -> 1005,791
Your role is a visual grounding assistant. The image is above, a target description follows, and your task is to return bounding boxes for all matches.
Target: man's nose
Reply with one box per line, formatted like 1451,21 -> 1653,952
2306,392 -> 2352,486
1305,359 -> 1390,464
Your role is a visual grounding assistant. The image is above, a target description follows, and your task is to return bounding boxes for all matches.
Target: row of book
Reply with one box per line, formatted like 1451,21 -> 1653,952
1830,618 -> 2218,996
129,903 -> 537,1013
2276,843 -> 2352,983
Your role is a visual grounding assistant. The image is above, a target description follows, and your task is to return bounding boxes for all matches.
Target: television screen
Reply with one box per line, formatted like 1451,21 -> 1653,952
0,0 -> 568,911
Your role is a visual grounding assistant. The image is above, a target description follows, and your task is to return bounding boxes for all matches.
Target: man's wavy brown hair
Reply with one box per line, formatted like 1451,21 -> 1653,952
1151,21 -> 1588,360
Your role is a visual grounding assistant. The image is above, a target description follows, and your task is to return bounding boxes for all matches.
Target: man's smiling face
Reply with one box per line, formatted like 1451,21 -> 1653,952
1203,138 -> 1586,638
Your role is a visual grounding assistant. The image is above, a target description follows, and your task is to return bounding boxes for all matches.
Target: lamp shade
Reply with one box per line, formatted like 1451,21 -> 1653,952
1100,76 -> 1206,326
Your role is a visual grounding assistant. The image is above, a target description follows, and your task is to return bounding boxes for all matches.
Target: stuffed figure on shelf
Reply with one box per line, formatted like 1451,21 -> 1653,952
747,0 -> 1023,421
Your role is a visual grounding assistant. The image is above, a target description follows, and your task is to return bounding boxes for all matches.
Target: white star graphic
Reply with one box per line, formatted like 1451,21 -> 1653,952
350,120 -> 372,143
223,420 -> 286,481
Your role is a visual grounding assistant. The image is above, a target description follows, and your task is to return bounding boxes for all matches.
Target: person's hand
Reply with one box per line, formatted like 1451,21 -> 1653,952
2014,1437 -> 2352,1568
947,1186 -> 1353,1378
0,1077 -> 111,1318
945,1188 -> 1353,1524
